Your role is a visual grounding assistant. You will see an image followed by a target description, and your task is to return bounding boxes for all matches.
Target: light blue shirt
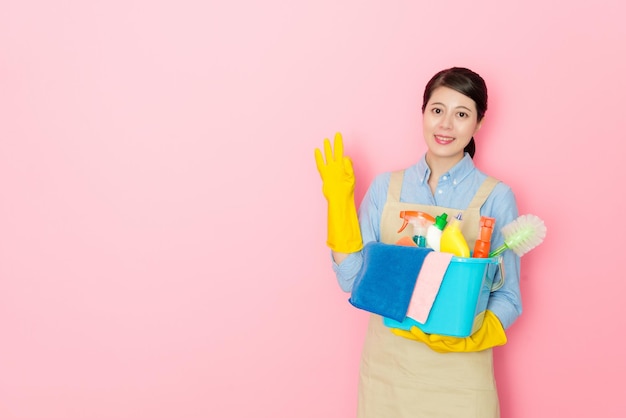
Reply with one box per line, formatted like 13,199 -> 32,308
332,153 -> 522,329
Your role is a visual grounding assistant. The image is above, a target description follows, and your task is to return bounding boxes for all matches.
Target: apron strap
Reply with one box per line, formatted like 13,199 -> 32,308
388,171 -> 499,210
467,176 -> 500,210
387,170 -> 405,203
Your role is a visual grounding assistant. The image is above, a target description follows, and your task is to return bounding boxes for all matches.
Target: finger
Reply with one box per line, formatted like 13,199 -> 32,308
323,137 -> 333,162
334,132 -> 343,161
314,147 -> 325,175
430,334 -> 453,343
343,156 -> 355,177
390,328 -> 418,341
409,326 -> 429,339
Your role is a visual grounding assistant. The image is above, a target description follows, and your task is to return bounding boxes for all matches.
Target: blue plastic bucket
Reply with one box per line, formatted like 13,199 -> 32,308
383,256 -> 501,337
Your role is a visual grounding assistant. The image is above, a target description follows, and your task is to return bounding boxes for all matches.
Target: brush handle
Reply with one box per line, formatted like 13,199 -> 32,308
488,244 -> 508,257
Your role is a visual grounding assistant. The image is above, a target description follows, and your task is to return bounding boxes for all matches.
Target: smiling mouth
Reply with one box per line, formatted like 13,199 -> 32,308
434,135 -> 454,144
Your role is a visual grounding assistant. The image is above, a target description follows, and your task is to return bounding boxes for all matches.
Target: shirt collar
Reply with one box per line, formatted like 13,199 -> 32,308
416,153 -> 476,185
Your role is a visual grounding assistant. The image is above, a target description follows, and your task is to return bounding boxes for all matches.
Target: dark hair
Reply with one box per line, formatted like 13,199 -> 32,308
421,67 -> 488,158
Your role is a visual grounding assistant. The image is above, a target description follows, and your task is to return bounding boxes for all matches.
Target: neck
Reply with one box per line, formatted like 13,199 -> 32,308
425,152 -> 464,181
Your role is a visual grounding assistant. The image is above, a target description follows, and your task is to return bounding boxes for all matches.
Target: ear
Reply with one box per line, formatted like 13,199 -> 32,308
474,118 -> 484,134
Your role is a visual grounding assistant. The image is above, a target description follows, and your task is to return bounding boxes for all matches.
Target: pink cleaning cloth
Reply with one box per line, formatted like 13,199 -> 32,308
406,252 -> 454,324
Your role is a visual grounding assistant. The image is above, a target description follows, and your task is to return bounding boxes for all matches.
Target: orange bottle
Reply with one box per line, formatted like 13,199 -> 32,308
473,216 -> 496,258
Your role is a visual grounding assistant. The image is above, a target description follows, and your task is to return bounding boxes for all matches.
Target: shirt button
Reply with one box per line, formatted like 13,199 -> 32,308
437,189 -> 443,194
453,179 -> 458,185
442,175 -> 448,180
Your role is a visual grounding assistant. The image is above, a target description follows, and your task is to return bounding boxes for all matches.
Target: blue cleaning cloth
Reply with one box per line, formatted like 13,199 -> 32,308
349,242 -> 433,322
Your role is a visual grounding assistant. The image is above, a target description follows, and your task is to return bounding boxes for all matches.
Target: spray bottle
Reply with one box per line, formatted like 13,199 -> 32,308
397,211 -> 435,248
473,216 -> 496,258
440,212 -> 470,257
426,212 -> 448,251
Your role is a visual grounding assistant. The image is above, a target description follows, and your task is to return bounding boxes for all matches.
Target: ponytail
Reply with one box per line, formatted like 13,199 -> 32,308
464,137 -> 476,158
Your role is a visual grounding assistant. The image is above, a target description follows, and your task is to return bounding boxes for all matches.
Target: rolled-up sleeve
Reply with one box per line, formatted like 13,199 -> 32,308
483,185 -> 523,329
330,172 -> 389,293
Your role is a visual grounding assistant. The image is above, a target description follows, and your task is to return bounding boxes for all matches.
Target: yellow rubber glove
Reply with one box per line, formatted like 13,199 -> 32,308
314,132 -> 363,253
390,310 -> 507,353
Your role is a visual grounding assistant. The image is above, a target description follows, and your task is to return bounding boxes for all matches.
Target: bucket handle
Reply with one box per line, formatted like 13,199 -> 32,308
490,256 -> 505,292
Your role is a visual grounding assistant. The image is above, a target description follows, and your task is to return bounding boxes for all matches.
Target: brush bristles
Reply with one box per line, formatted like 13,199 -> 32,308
501,214 -> 547,256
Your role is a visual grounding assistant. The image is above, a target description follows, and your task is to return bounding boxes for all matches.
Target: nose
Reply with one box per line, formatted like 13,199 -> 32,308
440,113 -> 453,129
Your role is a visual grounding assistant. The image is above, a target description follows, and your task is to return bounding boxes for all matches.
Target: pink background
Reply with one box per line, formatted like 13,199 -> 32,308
1,1 -> 624,417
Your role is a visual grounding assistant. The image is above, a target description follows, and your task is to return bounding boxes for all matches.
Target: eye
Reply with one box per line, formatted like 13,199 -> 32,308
458,112 -> 467,118
432,108 -> 442,114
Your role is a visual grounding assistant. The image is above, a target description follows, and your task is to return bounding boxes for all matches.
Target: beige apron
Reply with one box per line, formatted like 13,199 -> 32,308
357,170 -> 501,418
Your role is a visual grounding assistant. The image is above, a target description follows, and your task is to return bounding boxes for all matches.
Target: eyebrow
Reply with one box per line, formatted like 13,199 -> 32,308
430,102 -> 474,112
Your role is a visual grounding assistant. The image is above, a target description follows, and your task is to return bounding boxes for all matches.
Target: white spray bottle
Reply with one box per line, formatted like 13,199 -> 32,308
426,212 -> 449,251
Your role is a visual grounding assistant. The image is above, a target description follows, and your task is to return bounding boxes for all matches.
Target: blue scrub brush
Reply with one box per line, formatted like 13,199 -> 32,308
489,214 -> 546,257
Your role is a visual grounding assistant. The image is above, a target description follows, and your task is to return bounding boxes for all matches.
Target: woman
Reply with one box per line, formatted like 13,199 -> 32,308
315,67 -> 521,417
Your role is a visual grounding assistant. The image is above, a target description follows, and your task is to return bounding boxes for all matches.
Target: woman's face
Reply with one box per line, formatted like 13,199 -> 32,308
422,86 -> 482,163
